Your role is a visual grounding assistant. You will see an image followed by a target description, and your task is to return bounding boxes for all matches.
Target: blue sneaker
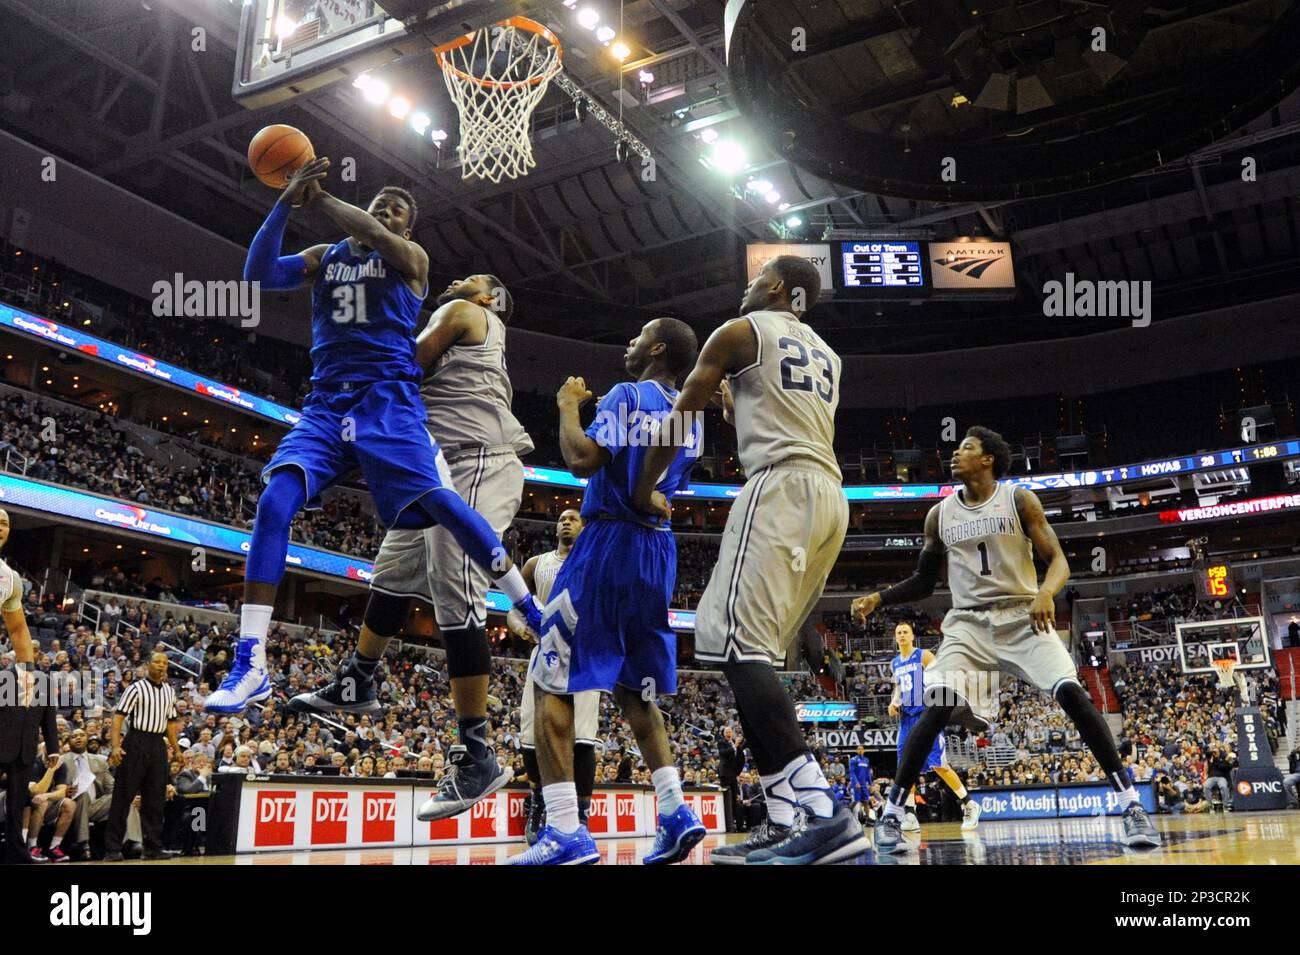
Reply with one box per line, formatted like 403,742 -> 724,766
517,594 -> 544,637
204,638 -> 271,713
642,804 -> 707,865
506,825 -> 600,865
746,803 -> 869,865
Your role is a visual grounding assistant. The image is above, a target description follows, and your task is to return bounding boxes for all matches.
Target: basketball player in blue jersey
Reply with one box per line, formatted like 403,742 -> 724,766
507,317 -> 707,865
856,426 -> 1160,853
205,157 -> 544,713
847,746 -> 873,820
889,621 -> 980,832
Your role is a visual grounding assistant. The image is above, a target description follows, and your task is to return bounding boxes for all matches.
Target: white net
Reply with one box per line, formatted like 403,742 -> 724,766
437,20 -> 563,184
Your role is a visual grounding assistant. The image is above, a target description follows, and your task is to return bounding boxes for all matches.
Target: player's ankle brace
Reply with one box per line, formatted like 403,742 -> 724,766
246,470 -> 307,584
443,624 -> 491,680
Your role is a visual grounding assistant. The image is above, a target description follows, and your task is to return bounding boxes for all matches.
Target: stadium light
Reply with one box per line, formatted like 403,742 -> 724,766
431,128 -> 448,143
596,26 -> 616,43
363,78 -> 390,105
612,41 -> 631,61
765,190 -> 781,204
746,178 -> 772,194
388,96 -> 411,120
410,111 -> 431,135
352,74 -> 372,89
699,127 -> 719,144
785,215 -> 803,228
638,69 -> 655,85
711,139 -> 748,174
577,8 -> 600,30
275,15 -> 297,38
778,202 -> 792,211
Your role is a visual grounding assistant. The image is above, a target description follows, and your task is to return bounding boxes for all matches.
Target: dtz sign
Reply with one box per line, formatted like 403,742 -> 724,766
254,791 -> 298,847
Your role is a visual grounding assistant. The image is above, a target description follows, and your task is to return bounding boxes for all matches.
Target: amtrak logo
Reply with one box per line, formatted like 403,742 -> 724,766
931,249 -> 1006,280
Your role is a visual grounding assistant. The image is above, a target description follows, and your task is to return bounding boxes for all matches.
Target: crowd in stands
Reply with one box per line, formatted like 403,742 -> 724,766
1117,584 -> 1249,627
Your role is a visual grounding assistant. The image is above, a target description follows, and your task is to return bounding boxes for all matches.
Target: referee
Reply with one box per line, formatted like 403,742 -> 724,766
105,652 -> 180,861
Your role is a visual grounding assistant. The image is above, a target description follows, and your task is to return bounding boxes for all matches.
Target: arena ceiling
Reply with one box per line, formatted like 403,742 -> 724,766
2,0 -> 1300,356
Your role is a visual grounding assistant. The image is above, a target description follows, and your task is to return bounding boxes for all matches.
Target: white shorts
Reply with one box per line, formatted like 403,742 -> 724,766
369,448 -> 523,630
928,601 -> 1081,729
695,460 -> 848,665
520,647 -> 600,746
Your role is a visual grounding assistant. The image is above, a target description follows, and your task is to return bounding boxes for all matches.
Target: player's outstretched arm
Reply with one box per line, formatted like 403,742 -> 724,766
852,504 -> 945,622
632,318 -> 754,516
414,299 -> 482,370
1015,487 -> 1069,632
245,159 -> 330,290
313,189 -> 428,287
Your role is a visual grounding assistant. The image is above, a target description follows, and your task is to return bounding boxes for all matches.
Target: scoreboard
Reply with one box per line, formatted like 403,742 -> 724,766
839,241 -> 924,288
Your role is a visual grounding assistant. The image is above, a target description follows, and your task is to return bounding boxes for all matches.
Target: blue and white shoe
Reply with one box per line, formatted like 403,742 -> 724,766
642,804 -> 707,865
505,825 -> 600,865
746,803 -> 870,865
204,638 -> 271,713
873,811 -> 908,855
516,594 -> 544,638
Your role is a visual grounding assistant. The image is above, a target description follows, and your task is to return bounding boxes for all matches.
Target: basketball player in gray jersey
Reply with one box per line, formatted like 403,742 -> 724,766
633,255 -> 866,866
292,274 -> 533,821
509,509 -> 601,844
855,426 -> 1161,852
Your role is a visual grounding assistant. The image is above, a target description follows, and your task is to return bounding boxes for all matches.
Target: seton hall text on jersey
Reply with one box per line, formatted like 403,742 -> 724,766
941,514 -> 1020,546
324,258 -> 388,283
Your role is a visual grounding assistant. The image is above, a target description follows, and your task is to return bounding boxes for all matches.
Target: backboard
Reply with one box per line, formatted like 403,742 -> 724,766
233,0 -> 522,108
1174,616 -> 1271,676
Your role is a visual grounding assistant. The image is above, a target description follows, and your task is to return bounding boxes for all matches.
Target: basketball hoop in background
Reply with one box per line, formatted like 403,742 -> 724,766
434,16 -> 563,183
1211,656 -> 1239,691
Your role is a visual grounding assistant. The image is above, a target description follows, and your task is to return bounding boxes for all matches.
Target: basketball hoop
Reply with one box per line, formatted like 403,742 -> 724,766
1211,657 -> 1239,691
434,16 -> 563,183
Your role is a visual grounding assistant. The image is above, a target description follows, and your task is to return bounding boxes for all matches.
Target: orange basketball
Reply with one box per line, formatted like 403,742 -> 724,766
247,124 -> 315,189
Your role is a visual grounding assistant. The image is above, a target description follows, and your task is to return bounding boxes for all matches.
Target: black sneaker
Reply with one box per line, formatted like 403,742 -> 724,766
417,746 -> 513,822
873,812 -> 907,855
709,817 -> 794,865
288,666 -> 382,716
525,793 -> 547,846
746,804 -> 870,865
1120,802 -> 1161,848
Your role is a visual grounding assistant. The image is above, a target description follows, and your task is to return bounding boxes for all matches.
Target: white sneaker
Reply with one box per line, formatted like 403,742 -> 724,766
901,811 -> 920,832
961,799 -> 982,831
204,639 -> 271,712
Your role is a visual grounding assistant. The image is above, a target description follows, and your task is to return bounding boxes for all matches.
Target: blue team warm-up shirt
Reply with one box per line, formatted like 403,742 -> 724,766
849,755 -> 873,794
262,237 -> 448,528
532,379 -> 701,696
893,647 -> 946,770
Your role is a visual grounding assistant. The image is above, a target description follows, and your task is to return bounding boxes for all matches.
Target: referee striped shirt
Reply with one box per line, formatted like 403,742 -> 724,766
116,678 -> 178,734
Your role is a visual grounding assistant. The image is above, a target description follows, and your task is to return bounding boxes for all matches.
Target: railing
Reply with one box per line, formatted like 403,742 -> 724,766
2,445 -> 30,475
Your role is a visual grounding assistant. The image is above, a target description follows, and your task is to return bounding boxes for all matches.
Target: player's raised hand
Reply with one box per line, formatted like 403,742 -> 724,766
282,156 -> 330,209
556,376 -> 593,412
852,592 -> 881,623
1029,591 -> 1056,634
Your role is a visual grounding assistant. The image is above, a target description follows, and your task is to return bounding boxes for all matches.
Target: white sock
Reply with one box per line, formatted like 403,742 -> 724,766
543,782 -> 579,834
883,801 -> 904,820
652,766 -> 684,815
1117,785 -> 1140,806
240,603 -> 273,647
785,754 -> 835,820
496,566 -> 530,605
760,772 -> 798,827
27,834 -> 37,848
50,836 -> 62,849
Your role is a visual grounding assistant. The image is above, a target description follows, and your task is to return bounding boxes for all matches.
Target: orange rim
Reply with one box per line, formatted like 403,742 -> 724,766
434,16 -> 563,90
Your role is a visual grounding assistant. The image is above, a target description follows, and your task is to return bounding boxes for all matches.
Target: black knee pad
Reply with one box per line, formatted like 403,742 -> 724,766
363,591 -> 412,638
442,625 -> 491,680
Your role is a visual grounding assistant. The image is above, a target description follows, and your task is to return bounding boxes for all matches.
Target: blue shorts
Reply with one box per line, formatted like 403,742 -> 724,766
531,519 -> 677,696
899,711 -> 946,772
262,379 -> 450,529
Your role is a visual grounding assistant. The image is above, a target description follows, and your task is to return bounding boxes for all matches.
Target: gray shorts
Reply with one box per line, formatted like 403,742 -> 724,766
520,647 -> 601,747
927,602 -> 1080,730
369,448 -> 523,631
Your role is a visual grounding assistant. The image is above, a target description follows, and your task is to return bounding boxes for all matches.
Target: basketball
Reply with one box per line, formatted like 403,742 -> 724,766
247,124 -> 315,189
